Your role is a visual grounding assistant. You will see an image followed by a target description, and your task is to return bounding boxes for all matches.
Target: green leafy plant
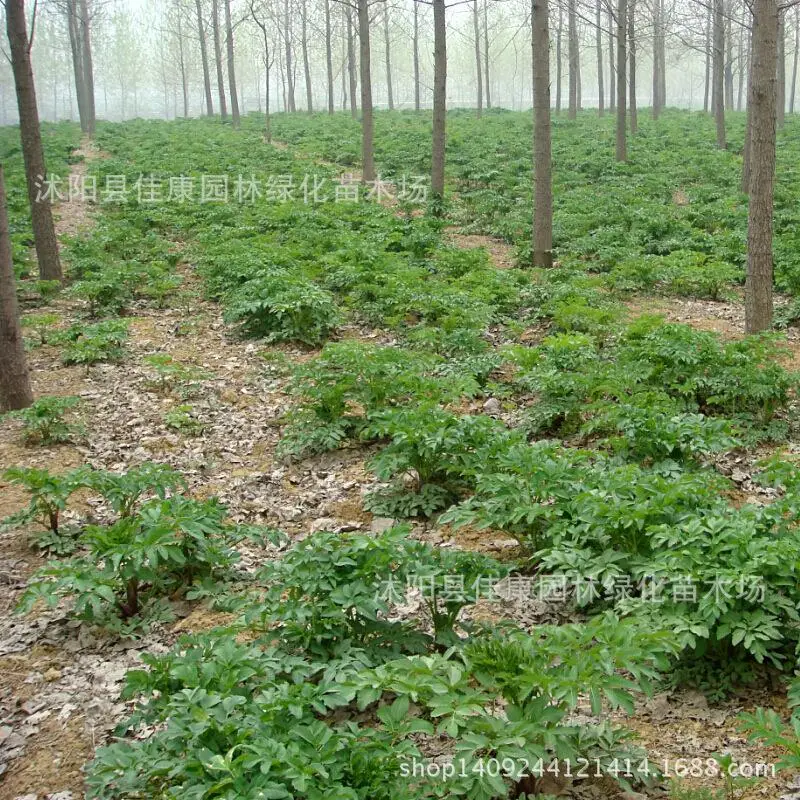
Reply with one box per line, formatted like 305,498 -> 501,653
57,319 -> 130,365
164,404 -> 205,436
21,312 -> 60,345
2,395 -> 82,445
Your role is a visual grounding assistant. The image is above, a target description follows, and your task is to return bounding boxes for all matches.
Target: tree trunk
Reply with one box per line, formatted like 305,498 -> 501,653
66,0 -> 87,134
413,1 -> 421,110
347,6 -> 357,117
301,0 -> 313,112
532,0 -> 552,267
742,30 -> 754,192
6,0 -> 62,282
431,0 -> 446,199
484,0 -> 491,108
568,0 -> 577,118
777,11 -> 785,127
197,0 -> 214,115
713,0 -> 726,146
615,0 -> 627,160
358,0 -> 375,183
737,8 -> 746,111
556,2 -> 563,114
725,3 -> 734,109
0,164 -> 32,412
608,2 -> 615,110
284,0 -> 296,112
791,7 -> 799,113
704,4 -> 711,112
652,0 -> 661,118
384,1 -> 394,110
178,12 -> 189,118
628,0 -> 637,135
745,0 -> 779,333
212,0 -> 228,119
473,0 -> 482,116
596,0 -> 604,116
79,0 -> 95,136
325,0 -> 334,113
224,0 -> 240,127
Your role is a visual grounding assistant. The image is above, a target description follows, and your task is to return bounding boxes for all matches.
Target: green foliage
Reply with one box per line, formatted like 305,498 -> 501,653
143,353 -> 210,398
21,312 -> 60,345
56,319 -> 130,364
2,396 -> 82,445
164,404 -> 205,435
83,461 -> 186,518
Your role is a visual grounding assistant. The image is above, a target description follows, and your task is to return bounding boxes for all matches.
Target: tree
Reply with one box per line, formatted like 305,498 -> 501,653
196,0 -> 214,115
532,0 -> 552,267
615,0 -> 627,160
325,0 -> 334,113
568,0 -> 578,118
224,0 -> 240,126
483,0 -> 490,107
64,0 -> 96,136
383,0 -> 393,110
777,9 -> 785,127
596,0 -> 604,116
300,0 -> 313,112
431,0 -> 446,198
628,0 -> 637,134
0,164 -> 32,412
745,0 -> 779,333
346,4 -> 357,117
413,0 -> 420,109
211,0 -> 228,118
791,6 -> 799,112
250,0 -> 275,139
5,0 -> 63,282
473,0 -> 482,115
357,0 -> 376,183
713,0 -> 726,147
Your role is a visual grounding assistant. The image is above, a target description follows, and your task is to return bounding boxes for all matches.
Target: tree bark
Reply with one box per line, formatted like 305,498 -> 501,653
596,0 -> 604,116
608,1 -> 615,110
742,28 -> 753,192
413,0 -> 421,110
325,0 -> 334,113
224,0 -> 240,126
725,2 -> 734,109
66,0 -> 87,134
431,0 -> 446,199
0,164 -> 32,412
197,0 -> 214,115
628,0 -> 637,134
301,0 -> 313,112
211,0 -> 228,119
473,0 -> 482,116
615,0 -> 627,160
384,1 -> 394,110
79,0 -> 95,135
177,10 -> 189,118
532,0 -> 552,267
483,0 -> 491,108
652,0 -> 662,118
284,0 -> 296,112
347,5 -> 357,117
556,2 -> 563,114
713,0 -> 726,147
6,0 -> 62,282
777,11 -> 785,127
704,4 -> 711,112
568,0 -> 578,118
791,7 -> 799,113
745,0 -> 779,333
358,0 -> 376,183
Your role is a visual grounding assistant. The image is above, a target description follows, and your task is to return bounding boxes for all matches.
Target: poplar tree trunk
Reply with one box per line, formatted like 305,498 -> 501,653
556,3 -> 563,114
743,32 -> 753,192
325,0 -> 334,113
628,0 -> 637,135
431,0 -> 446,199
347,6 -> 357,117
745,0 -> 779,333
225,0 -> 240,127
473,0 -> 482,116
737,10 -> 745,111
212,0 -> 228,119
301,0 -> 313,112
791,7 -> 799,113
725,4 -> 734,109
6,0 -> 62,282
713,0 -> 726,147
608,2 -> 615,110
596,0 -> 604,116
384,2 -> 394,110
568,0 -> 577,118
483,0 -> 491,107
177,12 -> 189,118
0,164 -> 32,412
197,0 -> 214,115
615,0 -> 627,161
413,1 -> 421,110
704,5 -> 711,112
358,0 -> 376,183
652,0 -> 662,118
532,0 -> 552,267
777,12 -> 785,127
79,0 -> 95,135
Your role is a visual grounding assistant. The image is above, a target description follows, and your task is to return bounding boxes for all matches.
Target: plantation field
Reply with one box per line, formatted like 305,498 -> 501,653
2,110 -> 800,800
